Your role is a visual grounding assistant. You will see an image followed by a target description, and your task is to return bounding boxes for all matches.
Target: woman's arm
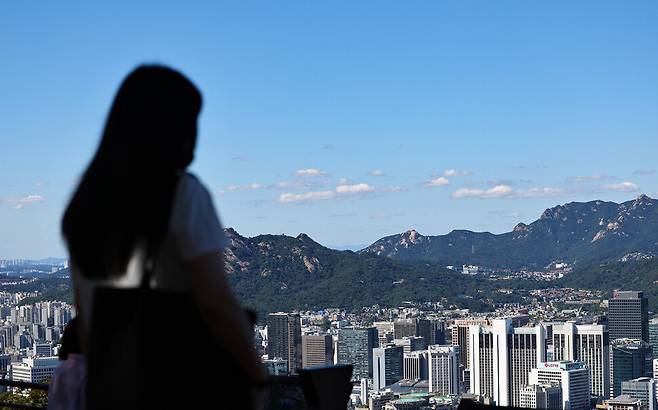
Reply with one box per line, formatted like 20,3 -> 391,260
182,250 -> 267,386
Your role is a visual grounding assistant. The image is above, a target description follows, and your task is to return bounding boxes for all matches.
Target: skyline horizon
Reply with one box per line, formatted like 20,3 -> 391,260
3,191 -> 654,260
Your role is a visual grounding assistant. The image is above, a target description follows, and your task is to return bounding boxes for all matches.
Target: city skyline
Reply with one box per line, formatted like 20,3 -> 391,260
2,1 -> 658,258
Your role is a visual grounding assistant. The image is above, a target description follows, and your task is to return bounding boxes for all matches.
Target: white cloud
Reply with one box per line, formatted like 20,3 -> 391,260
443,169 -> 470,177
452,184 -> 570,199
370,169 -> 385,177
570,174 -> 612,182
633,169 -> 655,175
225,183 -> 265,192
294,168 -> 329,177
278,191 -> 334,203
4,194 -> 46,209
424,177 -> 450,187
601,181 -> 640,192
516,187 -> 568,198
336,183 -> 375,194
452,185 -> 513,199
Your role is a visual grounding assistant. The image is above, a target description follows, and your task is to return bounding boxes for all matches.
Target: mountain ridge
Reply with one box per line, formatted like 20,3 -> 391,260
359,194 -> 658,269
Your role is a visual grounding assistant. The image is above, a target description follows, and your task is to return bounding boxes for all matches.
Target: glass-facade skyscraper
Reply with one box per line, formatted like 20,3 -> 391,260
608,291 -> 649,342
337,327 -> 378,381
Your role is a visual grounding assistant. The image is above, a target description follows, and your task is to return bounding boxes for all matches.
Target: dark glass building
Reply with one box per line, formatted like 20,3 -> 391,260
609,338 -> 653,398
267,312 -> 302,374
337,327 -> 378,381
608,291 -> 649,342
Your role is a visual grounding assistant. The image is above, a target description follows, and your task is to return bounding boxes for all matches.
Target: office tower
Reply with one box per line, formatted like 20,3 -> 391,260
418,319 -> 446,346
373,345 -> 404,391
0,354 -> 10,377
621,378 -> 656,410
509,325 -> 547,407
394,319 -> 417,339
608,395 -> 642,410
428,345 -> 460,395
360,378 -> 368,406
520,384 -> 563,409
610,339 -> 653,398
302,334 -> 333,369
404,350 -> 428,380
553,322 -> 610,398
32,342 -> 53,357
452,318 -> 489,369
608,291 -> 649,343
267,312 -> 302,374
394,336 -> 426,354
373,322 -> 395,347
9,356 -> 60,383
337,327 -> 378,381
649,319 -> 658,360
469,319 -> 545,407
529,361 -> 590,410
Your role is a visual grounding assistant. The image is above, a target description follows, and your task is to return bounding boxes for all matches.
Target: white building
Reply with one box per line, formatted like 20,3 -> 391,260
468,319 -> 545,407
520,384 -> 563,409
404,350 -> 428,380
553,322 -> 610,398
9,356 -> 59,383
528,361 -> 590,410
373,345 -> 404,392
621,378 -> 656,410
428,345 -> 460,395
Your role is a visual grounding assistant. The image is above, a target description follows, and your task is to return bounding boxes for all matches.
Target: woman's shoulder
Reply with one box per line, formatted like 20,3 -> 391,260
177,172 -> 212,200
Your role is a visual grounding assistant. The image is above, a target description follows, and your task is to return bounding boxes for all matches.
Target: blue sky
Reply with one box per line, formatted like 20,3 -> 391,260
1,1 -> 657,258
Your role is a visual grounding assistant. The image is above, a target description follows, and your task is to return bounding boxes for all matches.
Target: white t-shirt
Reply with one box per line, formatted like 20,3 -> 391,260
73,172 -> 228,327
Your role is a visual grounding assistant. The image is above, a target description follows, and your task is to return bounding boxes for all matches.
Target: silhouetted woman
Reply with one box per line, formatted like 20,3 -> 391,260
62,65 -> 265,408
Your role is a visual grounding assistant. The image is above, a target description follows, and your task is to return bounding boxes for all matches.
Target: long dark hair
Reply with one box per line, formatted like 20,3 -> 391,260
63,65 -> 202,279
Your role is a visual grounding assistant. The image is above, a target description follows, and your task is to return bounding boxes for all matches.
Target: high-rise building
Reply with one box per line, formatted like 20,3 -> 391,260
553,322 -> 610,398
418,319 -> 446,346
302,334 -> 333,368
337,327 -> 378,381
621,377 -> 656,410
608,291 -> 649,343
32,342 -> 53,357
403,350 -> 428,380
528,361 -> 590,410
267,312 -> 302,374
394,336 -> 426,354
610,339 -> 653,398
509,325 -> 546,407
373,345 -> 404,391
428,345 -> 460,395
394,319 -> 417,339
9,356 -> 60,383
649,319 -> 658,360
452,318 -> 489,369
469,319 -> 545,407
520,384 -> 563,409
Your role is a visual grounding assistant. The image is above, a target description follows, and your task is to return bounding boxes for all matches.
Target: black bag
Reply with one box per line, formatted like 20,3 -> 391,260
86,249 -> 250,409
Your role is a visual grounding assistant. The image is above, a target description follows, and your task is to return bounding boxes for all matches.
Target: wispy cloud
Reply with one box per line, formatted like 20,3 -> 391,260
225,183 -> 265,192
452,185 -> 512,199
294,168 -> 329,178
4,195 -> 46,209
443,169 -> 470,177
231,156 -> 248,161
569,174 -> 614,182
369,169 -> 386,177
278,191 -> 335,203
423,177 -> 450,187
633,169 -> 655,175
370,212 -> 406,220
601,181 -> 640,193
452,185 -> 568,199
